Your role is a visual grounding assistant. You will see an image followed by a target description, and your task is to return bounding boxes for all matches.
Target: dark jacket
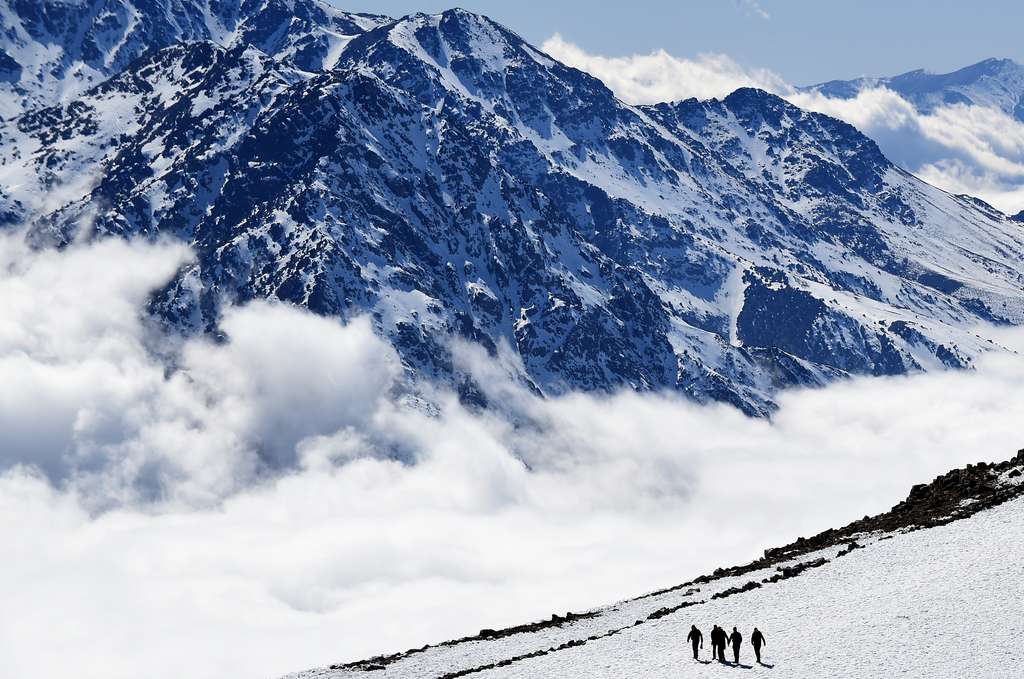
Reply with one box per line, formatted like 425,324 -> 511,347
751,630 -> 766,647
687,628 -> 703,645
729,630 -> 743,647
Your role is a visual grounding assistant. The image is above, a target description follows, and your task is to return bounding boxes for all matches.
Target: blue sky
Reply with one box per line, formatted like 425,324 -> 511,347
341,0 -> 1024,84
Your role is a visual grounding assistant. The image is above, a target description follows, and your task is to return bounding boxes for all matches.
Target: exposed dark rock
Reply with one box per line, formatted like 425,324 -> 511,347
711,580 -> 763,599
835,540 -> 864,557
333,609 -> 598,672
756,449 -> 1024,567
762,557 -> 830,584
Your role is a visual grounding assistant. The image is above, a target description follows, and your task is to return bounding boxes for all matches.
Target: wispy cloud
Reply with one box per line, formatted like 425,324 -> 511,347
542,34 -> 791,102
738,0 -> 771,20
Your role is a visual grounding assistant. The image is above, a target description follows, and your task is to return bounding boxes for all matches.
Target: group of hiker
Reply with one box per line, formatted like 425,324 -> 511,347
686,625 -> 766,665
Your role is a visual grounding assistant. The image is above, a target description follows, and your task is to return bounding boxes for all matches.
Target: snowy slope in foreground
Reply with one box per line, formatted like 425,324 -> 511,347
285,453 -> 1024,678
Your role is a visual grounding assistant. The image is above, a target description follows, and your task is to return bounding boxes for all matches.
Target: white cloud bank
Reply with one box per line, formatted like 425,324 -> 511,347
542,37 -> 1024,215
2,232 -> 1024,679
541,34 -> 791,104
0,231 -> 400,509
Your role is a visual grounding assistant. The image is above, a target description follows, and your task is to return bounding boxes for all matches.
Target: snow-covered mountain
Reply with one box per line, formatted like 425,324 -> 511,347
804,57 -> 1024,120
0,0 -> 387,118
3,5 -> 1024,414
284,450 -> 1024,678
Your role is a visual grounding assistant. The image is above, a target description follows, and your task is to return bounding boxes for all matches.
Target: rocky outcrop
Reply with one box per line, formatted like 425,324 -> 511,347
762,449 -> 1024,564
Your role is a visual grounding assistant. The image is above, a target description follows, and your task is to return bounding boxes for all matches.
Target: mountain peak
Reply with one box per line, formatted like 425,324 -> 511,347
362,5 -> 540,72
723,85 -> 779,100
339,7 -> 616,127
974,56 -> 1017,69
895,55 -> 1021,83
441,6 -> 494,20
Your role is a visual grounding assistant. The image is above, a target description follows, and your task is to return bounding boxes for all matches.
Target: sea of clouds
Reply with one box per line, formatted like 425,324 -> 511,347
542,36 -> 1024,216
3,230 -> 1024,679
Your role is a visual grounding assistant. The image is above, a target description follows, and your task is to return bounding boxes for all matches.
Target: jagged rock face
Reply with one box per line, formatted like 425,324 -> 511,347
804,57 -> 1024,121
3,7 -> 1024,415
0,0 -> 388,118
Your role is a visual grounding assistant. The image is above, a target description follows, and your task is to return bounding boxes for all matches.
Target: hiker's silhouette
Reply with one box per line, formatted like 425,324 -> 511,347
709,625 -> 727,662
686,625 -> 703,660
729,626 -> 743,664
751,627 -> 766,664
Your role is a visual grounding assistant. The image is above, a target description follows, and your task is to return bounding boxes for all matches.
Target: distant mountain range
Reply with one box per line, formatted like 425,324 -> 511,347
804,57 -> 1024,121
2,2 -> 1024,415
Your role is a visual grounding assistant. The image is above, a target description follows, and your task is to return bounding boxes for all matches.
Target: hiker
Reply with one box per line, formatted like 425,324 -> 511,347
710,625 -> 726,662
751,627 -> 766,663
729,626 -> 743,664
686,625 -> 703,660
